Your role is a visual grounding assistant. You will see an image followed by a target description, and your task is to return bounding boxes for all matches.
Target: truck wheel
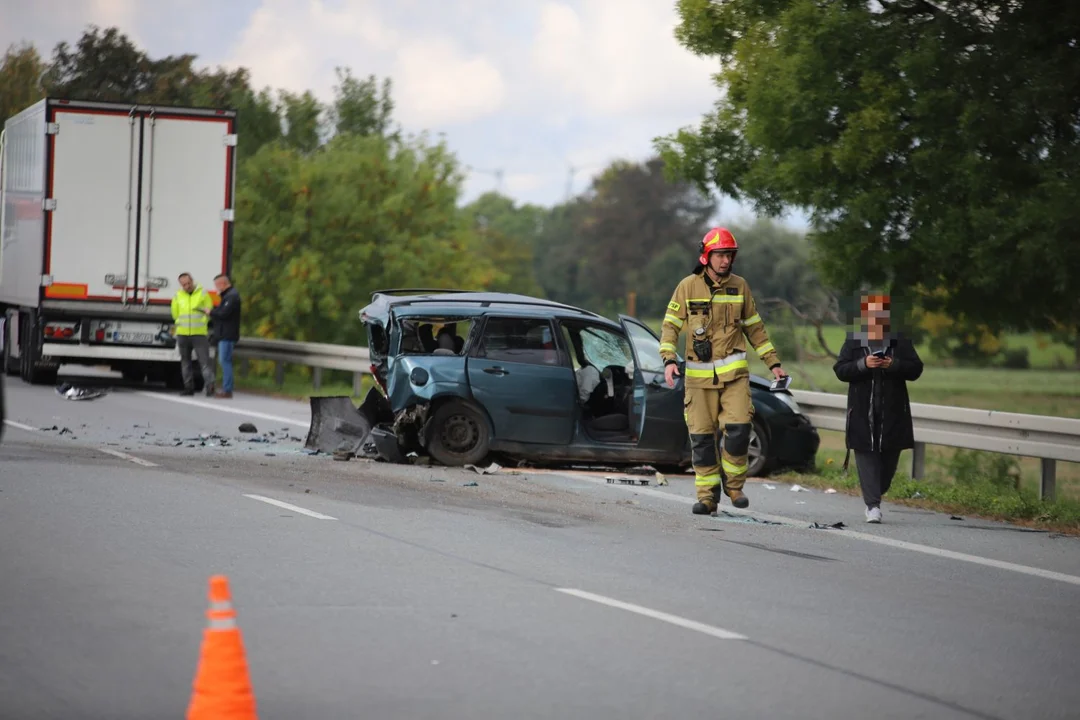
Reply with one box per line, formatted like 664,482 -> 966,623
28,364 -> 58,386
427,401 -> 491,467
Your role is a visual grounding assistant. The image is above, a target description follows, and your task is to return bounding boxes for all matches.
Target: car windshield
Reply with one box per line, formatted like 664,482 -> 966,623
623,321 -> 667,374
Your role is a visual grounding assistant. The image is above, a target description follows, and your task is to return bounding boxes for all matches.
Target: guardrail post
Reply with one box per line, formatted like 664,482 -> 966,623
1041,459 -> 1057,502
313,367 -> 322,391
911,442 -> 926,480
274,361 -> 285,388
240,357 -> 250,378
353,372 -> 363,397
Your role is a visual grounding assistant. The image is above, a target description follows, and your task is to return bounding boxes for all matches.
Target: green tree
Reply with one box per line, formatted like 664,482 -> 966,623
278,90 -> 323,153
0,43 -> 46,121
329,67 -> 395,139
544,157 -> 715,316
461,192 -> 544,296
657,0 -> 1080,347
232,133 -> 502,346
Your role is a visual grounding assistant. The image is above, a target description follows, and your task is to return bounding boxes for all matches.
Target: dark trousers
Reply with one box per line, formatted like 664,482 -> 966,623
176,335 -> 215,391
854,449 -> 902,508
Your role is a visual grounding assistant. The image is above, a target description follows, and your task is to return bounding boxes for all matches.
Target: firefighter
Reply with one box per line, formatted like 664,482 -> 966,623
660,228 -> 787,514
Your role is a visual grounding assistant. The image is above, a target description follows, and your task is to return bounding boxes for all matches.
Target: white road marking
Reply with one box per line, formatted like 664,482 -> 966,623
556,588 -> 748,640
135,391 -> 308,429
98,448 -> 159,467
243,494 -> 336,520
3,420 -> 38,432
563,472 -> 1080,588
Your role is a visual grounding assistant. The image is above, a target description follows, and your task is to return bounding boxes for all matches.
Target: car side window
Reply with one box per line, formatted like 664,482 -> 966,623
480,317 -> 560,366
579,325 -> 634,370
624,321 -> 667,374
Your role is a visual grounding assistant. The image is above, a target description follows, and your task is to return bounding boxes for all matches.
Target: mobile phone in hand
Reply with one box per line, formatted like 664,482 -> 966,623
871,350 -> 887,358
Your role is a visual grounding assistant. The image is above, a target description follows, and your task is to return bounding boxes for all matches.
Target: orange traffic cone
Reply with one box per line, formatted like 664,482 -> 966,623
186,575 -> 259,720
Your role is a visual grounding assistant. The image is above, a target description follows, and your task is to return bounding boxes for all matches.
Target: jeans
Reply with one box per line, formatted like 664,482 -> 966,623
176,335 -> 215,391
218,340 -> 235,394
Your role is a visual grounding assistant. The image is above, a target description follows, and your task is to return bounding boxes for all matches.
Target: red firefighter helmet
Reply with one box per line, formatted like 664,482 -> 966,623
697,227 -> 738,266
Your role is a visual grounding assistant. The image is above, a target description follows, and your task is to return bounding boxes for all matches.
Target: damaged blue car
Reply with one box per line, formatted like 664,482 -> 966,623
306,290 -> 819,477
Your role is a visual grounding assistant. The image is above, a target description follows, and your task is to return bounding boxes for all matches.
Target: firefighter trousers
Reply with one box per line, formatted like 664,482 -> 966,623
683,375 -> 754,509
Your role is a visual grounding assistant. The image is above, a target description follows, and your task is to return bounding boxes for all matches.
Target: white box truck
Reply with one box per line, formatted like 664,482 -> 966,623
0,99 -> 238,387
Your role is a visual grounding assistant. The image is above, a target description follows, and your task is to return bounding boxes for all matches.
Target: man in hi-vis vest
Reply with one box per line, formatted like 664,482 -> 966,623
659,228 -> 787,515
171,272 -> 216,396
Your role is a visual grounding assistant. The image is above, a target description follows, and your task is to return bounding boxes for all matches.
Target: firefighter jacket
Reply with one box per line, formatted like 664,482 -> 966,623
659,271 -> 781,388
171,285 -> 214,337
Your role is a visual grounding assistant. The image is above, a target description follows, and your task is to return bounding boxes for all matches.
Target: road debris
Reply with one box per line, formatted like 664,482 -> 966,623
763,483 -> 777,490
712,511 -> 782,525
790,484 -> 810,492
810,521 -> 846,530
55,383 -> 106,401
950,515 -> 965,521
238,423 -> 258,433
655,472 -> 668,486
606,476 -> 651,486
825,488 -> 838,494
465,462 -> 502,475
462,481 -> 479,487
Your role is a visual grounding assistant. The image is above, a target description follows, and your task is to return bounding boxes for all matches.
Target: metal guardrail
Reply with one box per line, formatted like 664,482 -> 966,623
791,390 -> 1080,501
235,338 -> 1080,501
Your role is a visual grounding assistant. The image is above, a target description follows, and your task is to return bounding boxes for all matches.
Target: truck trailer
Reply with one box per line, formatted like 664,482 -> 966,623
0,98 -> 237,387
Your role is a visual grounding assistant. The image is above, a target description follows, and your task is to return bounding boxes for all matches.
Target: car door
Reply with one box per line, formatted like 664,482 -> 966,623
466,315 -> 576,445
619,315 -> 689,452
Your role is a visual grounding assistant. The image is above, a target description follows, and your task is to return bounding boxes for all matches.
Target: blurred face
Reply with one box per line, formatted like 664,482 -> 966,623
708,250 -> 734,276
863,301 -> 890,336
214,276 -> 230,294
179,275 -> 194,293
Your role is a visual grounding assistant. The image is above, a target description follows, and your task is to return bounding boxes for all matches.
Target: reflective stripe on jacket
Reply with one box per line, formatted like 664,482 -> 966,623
171,286 -> 213,337
659,271 -> 781,389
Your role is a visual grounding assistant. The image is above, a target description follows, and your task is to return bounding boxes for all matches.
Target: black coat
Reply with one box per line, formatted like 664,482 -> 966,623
209,286 -> 242,343
833,334 -> 924,453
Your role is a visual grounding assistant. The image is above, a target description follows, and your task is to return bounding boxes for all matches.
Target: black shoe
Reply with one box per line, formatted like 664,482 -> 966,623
204,384 -> 215,397
692,502 -> 714,516
180,388 -> 195,396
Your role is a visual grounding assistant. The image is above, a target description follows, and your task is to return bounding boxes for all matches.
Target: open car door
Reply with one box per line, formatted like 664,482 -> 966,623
618,315 -> 689,455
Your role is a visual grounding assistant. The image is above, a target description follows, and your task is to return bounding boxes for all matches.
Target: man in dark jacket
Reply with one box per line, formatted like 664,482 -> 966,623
208,274 -> 242,399
833,294 -> 923,523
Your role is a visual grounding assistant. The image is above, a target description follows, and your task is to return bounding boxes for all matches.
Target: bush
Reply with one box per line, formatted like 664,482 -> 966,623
1000,347 -> 1031,369
943,449 -> 1021,492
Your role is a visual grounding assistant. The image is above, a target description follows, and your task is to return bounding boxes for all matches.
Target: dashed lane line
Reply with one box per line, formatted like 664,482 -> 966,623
98,448 -> 159,467
243,494 -> 337,520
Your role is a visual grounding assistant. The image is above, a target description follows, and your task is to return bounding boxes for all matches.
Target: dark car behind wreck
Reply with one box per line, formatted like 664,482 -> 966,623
306,290 -> 820,477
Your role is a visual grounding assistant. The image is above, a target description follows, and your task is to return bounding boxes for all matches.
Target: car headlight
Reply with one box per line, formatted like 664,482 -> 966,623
774,392 -> 801,415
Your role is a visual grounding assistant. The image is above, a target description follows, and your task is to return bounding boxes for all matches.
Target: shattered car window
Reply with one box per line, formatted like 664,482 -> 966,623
624,321 -> 666,374
479,317 -> 560,365
578,326 -> 634,370
397,318 -> 472,356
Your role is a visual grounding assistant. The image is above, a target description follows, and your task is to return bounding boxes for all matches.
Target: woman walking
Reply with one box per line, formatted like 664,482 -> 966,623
833,294 -> 924,523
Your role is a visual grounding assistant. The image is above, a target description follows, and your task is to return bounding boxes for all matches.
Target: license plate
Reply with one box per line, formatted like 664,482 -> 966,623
113,331 -> 154,344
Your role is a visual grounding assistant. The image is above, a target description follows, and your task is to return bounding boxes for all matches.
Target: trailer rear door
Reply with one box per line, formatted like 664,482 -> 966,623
46,108 -> 139,301
134,113 -> 234,306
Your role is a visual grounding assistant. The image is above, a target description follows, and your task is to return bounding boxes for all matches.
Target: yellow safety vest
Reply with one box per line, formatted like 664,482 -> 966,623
171,286 -> 213,337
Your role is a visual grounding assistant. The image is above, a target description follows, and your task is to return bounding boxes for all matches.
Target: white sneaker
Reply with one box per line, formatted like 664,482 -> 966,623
865,506 -> 882,523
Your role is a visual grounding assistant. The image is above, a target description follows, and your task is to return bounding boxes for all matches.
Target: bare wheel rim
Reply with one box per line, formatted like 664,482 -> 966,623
441,412 -> 480,455
747,428 -> 763,472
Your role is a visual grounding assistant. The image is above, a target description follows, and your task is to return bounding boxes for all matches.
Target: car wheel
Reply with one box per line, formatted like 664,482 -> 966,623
427,401 -> 491,467
746,418 -> 770,478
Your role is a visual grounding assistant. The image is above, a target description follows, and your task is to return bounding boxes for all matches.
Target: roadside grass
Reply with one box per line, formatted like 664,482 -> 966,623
773,461 -> 1080,536
773,437 -> 1080,535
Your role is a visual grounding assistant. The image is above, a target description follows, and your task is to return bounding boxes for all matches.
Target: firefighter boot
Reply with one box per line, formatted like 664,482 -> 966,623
720,423 -> 753,509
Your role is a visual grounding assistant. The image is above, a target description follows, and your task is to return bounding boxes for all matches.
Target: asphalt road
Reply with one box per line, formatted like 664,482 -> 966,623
2,371 -> 1079,719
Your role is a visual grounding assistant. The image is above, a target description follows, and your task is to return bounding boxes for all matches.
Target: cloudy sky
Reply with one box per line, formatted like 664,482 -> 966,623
2,0 -> 807,228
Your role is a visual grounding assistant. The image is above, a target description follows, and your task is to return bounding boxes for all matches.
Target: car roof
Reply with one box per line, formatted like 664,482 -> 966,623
366,290 -> 616,326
